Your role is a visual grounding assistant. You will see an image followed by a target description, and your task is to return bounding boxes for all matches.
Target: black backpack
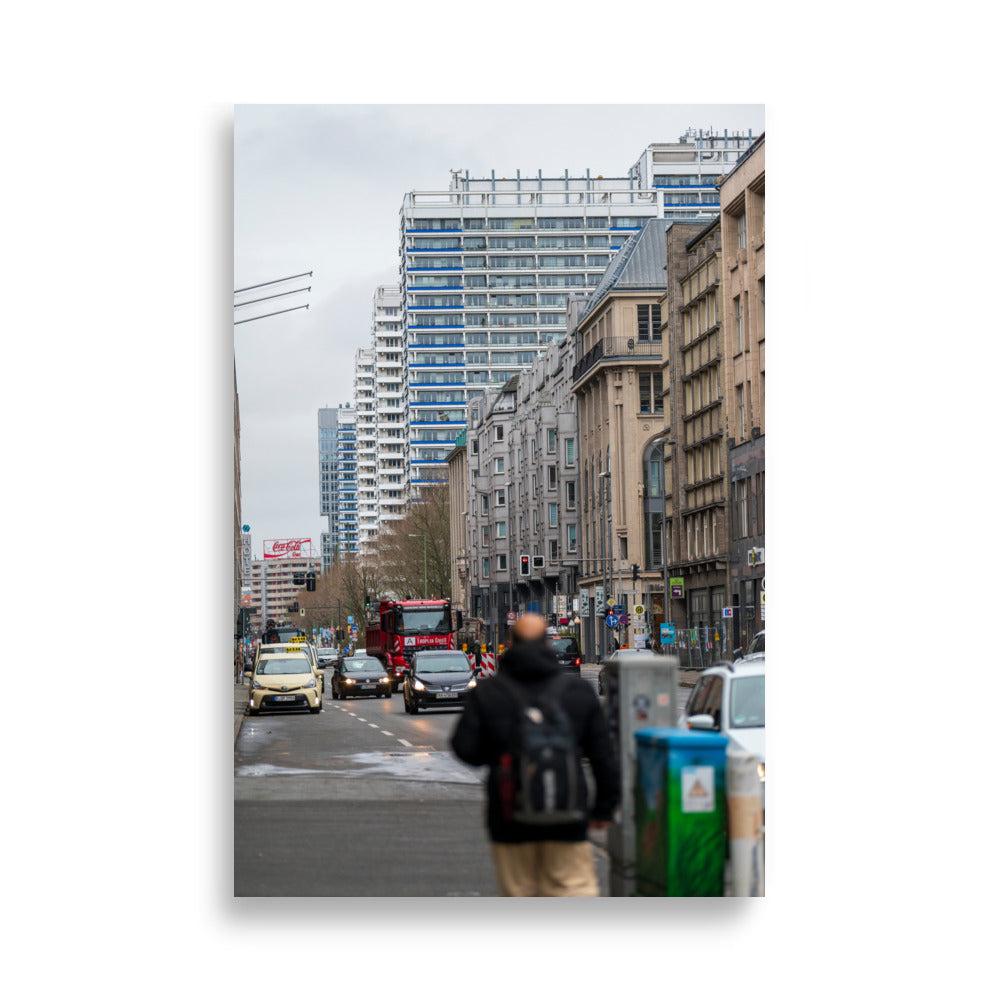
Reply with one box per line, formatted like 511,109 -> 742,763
495,673 -> 588,826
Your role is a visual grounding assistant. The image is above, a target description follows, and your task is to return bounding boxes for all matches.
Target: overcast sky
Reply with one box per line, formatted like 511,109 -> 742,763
234,104 -> 765,555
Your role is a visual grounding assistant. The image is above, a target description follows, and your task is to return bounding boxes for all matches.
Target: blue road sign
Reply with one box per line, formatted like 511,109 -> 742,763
606,614 -> 619,628
619,614 -> 630,627
612,604 -> 625,614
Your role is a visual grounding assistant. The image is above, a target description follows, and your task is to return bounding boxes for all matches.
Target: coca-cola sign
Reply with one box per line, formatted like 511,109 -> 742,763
263,538 -> 313,559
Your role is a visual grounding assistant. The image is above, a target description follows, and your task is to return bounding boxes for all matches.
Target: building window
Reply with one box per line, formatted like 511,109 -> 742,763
737,212 -> 747,250
494,457 -> 505,474
548,465 -> 557,490
495,488 -> 506,507
481,526 -> 489,546
567,523 -> 577,552
734,295 -> 744,353
637,304 -> 662,342
566,480 -> 576,508
549,503 -> 559,527
550,539 -> 558,561
480,494 -> 488,515
565,438 -> 576,464
496,522 -> 507,538
639,372 -> 664,414
498,554 -> 507,571
482,557 -> 490,577
737,384 -> 746,440
495,425 -> 504,442
547,428 -> 557,453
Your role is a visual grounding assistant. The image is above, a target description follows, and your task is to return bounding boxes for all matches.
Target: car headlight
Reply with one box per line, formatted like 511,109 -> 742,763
379,676 -> 391,684
757,762 -> 765,782
343,678 -> 355,684
303,678 -> 316,689
252,681 -> 264,690
466,678 -> 477,689
412,678 -> 426,691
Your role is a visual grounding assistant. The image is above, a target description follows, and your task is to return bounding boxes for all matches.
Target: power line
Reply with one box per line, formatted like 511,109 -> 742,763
234,271 -> 312,295
234,304 -> 309,325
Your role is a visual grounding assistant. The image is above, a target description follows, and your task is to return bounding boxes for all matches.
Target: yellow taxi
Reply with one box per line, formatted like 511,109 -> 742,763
248,651 -> 322,715
285,637 -> 325,695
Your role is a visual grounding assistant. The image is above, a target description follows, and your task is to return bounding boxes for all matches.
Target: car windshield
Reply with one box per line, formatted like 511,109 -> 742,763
343,658 -> 382,673
550,638 -> 578,654
257,657 -> 310,676
415,654 -> 470,673
730,675 -> 765,728
399,608 -> 451,634
748,632 -> 765,654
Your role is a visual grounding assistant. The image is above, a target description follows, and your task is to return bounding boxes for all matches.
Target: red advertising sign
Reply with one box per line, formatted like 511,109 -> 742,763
263,538 -> 313,559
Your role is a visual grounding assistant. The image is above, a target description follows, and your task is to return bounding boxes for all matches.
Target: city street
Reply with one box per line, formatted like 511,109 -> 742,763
234,666 -> 689,896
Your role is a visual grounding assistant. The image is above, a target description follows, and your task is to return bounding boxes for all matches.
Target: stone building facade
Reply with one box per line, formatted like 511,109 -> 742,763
720,135 -> 765,650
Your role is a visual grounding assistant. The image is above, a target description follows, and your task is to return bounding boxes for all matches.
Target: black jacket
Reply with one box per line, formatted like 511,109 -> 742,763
450,639 -> 620,843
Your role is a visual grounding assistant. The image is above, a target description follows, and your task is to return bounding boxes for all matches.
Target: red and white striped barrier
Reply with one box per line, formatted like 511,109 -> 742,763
468,651 -> 497,677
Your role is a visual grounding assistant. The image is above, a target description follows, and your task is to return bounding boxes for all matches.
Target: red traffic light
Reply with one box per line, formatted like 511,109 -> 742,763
519,555 -> 530,576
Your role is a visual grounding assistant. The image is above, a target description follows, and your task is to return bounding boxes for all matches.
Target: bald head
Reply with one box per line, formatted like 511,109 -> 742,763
511,613 -> 548,644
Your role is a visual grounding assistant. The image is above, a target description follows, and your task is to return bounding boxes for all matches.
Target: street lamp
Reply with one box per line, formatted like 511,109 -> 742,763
409,533 -> 428,599
650,437 -> 677,649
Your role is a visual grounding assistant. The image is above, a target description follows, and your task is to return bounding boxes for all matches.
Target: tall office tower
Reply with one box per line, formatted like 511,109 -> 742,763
371,284 -> 407,539
397,131 -> 754,492
318,404 -> 358,572
354,347 -> 377,553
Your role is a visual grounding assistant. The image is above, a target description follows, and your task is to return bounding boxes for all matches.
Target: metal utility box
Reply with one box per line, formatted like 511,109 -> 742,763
633,727 -> 728,896
602,654 -> 679,897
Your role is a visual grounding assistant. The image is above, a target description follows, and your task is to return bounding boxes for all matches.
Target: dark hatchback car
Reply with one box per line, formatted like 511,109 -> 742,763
550,635 -> 582,674
329,655 -> 393,700
403,649 -> 477,714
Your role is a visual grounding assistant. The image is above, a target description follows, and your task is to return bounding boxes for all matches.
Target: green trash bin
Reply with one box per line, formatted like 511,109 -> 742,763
634,727 -> 728,896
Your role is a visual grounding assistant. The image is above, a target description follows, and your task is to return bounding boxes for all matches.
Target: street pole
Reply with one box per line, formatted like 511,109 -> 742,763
599,470 -> 611,654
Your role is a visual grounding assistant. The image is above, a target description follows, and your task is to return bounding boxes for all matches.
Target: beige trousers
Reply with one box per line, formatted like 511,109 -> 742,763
490,840 -> 600,897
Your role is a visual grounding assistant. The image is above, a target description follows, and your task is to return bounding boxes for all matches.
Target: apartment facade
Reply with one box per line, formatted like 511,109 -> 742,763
248,554 -> 322,634
572,220 -> 703,659
318,405 -> 358,571
371,284 -> 407,542
720,135 -> 765,649
657,215 -> 731,645
354,348 -> 377,552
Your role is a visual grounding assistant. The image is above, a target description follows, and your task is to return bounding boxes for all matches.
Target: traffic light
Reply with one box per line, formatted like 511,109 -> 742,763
548,613 -> 557,626
365,593 -> 371,609
631,563 -> 639,584
293,573 -> 305,587
306,572 -> 316,592
520,555 -> 530,576
288,601 -> 299,613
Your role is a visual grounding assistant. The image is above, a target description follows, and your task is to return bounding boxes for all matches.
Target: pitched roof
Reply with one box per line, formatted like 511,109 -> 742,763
577,219 -> 671,325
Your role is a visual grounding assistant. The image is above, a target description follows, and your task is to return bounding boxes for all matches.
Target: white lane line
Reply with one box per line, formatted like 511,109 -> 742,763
368,723 -> 379,729
381,730 -> 393,736
397,738 -> 413,747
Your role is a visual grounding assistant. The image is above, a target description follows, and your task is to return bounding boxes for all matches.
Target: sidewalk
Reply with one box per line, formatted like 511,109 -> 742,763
234,677 -> 249,744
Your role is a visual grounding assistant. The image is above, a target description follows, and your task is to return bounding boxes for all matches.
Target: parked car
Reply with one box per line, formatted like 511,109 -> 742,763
248,653 -> 322,715
597,648 -> 660,696
680,658 -> 765,792
550,635 -> 582,675
403,649 -> 477,714
330,655 -> 393,700
734,629 -> 765,661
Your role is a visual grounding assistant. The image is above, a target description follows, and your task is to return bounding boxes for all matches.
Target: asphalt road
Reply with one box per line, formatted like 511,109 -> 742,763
234,666 -> 686,896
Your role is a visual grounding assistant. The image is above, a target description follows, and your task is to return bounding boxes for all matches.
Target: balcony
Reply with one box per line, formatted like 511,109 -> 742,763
571,336 -> 664,384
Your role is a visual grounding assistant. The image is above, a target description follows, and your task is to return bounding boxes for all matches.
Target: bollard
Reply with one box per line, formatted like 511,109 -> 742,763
726,751 -> 764,896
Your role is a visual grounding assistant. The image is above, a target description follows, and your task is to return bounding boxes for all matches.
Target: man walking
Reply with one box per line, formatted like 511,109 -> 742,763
450,613 -> 619,896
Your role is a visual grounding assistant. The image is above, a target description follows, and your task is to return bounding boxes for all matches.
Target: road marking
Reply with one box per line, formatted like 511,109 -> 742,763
381,730 -> 393,736
368,723 -> 379,729
397,739 -> 413,747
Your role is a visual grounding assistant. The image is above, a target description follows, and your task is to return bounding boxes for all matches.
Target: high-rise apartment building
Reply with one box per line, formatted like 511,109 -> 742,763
397,131 -> 755,494
318,405 -> 357,571
371,284 -> 407,542
354,347 -> 377,552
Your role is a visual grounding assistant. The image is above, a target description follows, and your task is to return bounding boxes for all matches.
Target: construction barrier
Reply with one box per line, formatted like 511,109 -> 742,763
468,651 -> 497,677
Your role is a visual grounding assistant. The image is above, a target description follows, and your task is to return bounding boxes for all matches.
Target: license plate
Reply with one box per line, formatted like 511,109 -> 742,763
436,692 -> 458,699
273,695 -> 295,702
360,684 -> 375,690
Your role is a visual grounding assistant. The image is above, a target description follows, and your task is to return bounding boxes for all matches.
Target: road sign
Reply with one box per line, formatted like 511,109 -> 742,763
634,604 -> 645,617
595,585 -> 605,610
606,614 -> 619,628
612,604 -> 625,614
580,588 -> 590,618
347,615 -> 354,624
619,614 -> 630,627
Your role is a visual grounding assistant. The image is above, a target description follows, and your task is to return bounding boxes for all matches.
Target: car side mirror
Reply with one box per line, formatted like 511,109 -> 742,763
686,714 -> 718,731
